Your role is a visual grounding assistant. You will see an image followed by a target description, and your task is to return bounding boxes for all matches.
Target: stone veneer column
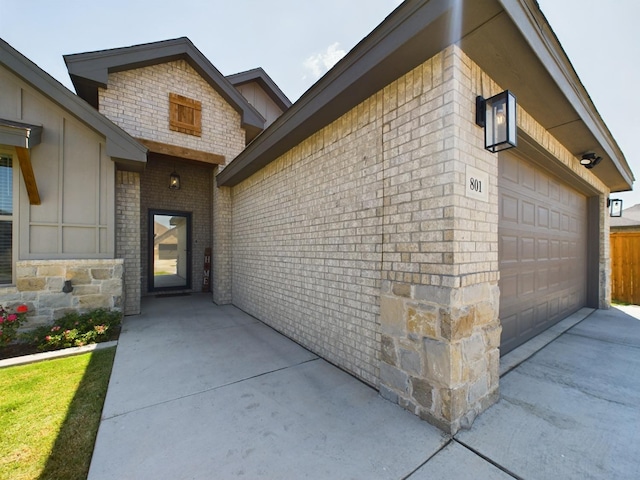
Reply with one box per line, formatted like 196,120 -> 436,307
377,46 -> 501,433
212,182 -> 232,304
379,282 -> 501,433
115,170 -> 141,315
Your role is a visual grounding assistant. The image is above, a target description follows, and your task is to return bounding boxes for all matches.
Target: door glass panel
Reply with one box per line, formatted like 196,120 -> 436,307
152,213 -> 189,289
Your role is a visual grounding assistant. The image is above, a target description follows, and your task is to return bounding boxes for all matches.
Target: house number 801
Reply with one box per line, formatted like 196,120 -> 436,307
469,178 -> 482,193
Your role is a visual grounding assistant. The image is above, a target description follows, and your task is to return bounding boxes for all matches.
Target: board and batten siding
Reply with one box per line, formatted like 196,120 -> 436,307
0,64 -> 115,259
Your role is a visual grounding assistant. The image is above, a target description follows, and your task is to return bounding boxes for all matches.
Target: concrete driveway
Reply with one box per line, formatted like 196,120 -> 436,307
88,295 -> 640,479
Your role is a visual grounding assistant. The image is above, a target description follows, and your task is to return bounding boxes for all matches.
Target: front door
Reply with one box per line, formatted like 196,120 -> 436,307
149,210 -> 192,291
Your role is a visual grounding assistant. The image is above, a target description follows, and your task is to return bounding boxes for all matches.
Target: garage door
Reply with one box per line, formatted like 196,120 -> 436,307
499,152 -> 587,354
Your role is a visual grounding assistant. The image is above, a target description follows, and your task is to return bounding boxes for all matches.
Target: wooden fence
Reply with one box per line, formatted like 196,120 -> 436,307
610,232 -> 640,305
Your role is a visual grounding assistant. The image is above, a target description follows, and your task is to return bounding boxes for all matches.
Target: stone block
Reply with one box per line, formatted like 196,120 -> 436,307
379,361 -> 409,394
17,278 -> 46,292
483,323 -> 502,349
46,277 -> 65,292
423,337 -> 450,386
399,396 -> 418,415
439,384 -> 468,422
474,301 -> 496,325
101,279 -> 123,296
462,333 -> 486,365
91,268 -> 112,280
380,334 -> 398,366
53,308 -> 79,320
467,374 -> 489,405
15,265 -> 37,277
78,295 -> 110,310
413,284 -> 451,304
380,295 -> 406,335
399,347 -> 422,375
72,285 -> 101,296
66,268 -> 92,285
410,376 -> 434,409
392,282 -> 411,297
39,293 -> 72,310
379,384 -> 399,404
37,265 -> 65,277
440,306 -> 475,341
406,303 -> 439,339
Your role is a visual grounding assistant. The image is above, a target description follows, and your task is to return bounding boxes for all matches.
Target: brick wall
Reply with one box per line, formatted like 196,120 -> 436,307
212,183 -> 232,304
116,170 -> 141,314
99,60 -> 245,162
99,59 -> 246,303
140,155 -> 213,295
232,95 -> 385,386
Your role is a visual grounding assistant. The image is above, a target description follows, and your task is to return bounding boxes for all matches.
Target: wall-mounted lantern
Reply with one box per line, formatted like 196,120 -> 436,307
608,198 -> 623,217
476,90 -> 517,152
580,152 -> 602,169
169,170 -> 181,190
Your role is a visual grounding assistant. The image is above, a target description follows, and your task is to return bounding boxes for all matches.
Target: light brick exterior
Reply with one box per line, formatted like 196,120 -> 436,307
229,45 -> 611,433
212,183 -> 233,304
99,60 -> 245,161
116,170 -> 141,314
0,259 -> 123,327
98,59 -> 246,306
233,98 -> 384,384
20,40 -> 610,433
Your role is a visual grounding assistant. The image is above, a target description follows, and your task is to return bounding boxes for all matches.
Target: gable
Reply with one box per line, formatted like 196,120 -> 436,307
64,37 -> 265,144
98,60 -> 245,162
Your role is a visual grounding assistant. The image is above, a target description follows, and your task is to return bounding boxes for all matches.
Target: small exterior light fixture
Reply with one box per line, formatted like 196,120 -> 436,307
62,280 -> 73,293
580,152 -> 602,169
608,198 -> 623,217
476,90 -> 517,152
169,171 -> 181,190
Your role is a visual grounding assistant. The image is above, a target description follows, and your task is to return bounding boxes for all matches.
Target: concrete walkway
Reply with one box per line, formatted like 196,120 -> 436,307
88,295 -> 640,479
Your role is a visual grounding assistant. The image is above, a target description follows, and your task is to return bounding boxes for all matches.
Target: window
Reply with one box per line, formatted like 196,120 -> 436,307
0,155 -> 13,284
169,93 -> 202,137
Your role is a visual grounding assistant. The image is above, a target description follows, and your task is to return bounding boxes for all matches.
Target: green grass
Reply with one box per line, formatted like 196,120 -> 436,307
0,347 -> 116,480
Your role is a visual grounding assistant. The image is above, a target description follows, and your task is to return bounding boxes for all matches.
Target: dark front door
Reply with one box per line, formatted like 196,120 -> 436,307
149,210 -> 192,291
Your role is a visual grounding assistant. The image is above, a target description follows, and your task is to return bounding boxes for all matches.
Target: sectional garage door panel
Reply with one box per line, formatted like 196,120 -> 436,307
498,152 -> 587,354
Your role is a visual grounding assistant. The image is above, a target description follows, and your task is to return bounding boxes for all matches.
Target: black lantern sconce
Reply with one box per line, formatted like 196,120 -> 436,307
169,170 -> 181,190
608,197 -> 623,217
580,152 -> 602,169
476,90 -> 517,152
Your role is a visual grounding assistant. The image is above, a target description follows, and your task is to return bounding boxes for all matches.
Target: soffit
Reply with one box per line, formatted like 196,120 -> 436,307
215,0 -> 632,192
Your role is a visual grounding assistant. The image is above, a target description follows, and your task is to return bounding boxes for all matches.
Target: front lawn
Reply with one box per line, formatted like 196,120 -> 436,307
0,347 -> 115,480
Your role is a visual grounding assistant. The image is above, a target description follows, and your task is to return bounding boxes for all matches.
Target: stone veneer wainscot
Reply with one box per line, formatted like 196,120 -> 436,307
1,259 -> 123,329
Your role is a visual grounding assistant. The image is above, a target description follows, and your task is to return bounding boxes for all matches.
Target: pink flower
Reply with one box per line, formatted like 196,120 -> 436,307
16,305 -> 28,313
45,335 -> 51,341
7,314 -> 17,322
0,318 -> 4,324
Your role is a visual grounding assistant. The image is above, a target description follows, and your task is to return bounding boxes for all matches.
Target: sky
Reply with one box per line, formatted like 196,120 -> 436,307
1,0 -> 639,207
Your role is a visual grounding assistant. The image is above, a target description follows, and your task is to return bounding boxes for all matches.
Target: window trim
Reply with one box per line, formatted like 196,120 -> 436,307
0,149 -> 16,285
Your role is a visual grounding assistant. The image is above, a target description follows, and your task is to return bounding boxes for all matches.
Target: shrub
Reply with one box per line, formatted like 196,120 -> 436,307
25,309 -> 121,351
0,304 -> 29,345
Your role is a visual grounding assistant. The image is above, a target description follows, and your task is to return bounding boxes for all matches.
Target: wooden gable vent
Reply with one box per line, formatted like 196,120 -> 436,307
169,93 -> 202,137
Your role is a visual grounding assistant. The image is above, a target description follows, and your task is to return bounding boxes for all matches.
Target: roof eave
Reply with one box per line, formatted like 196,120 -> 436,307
1,38 -> 147,165
217,0 -> 633,192
64,37 -> 265,137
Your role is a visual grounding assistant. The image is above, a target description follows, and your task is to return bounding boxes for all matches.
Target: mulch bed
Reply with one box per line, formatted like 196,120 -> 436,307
0,327 -> 121,361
